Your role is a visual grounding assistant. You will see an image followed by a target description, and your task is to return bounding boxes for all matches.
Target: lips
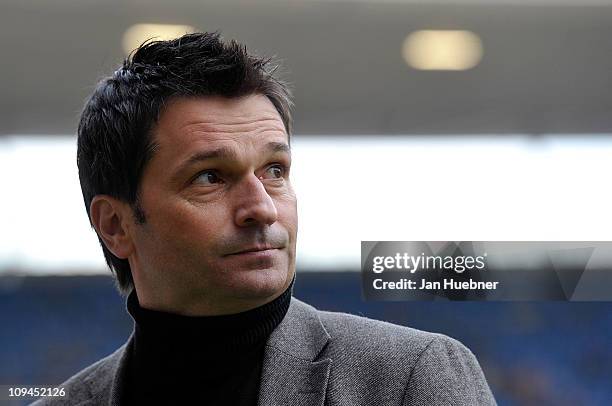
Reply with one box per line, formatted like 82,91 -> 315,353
226,246 -> 281,256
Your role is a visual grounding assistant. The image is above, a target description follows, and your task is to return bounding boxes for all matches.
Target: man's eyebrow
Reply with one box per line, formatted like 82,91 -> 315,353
182,147 -> 237,167
173,141 -> 291,180
265,141 -> 291,156
183,142 -> 290,165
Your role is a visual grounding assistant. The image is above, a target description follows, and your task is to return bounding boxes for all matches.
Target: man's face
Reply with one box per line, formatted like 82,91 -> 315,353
128,94 -> 297,315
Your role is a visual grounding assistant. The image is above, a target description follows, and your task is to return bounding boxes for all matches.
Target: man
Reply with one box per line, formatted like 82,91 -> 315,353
33,32 -> 496,405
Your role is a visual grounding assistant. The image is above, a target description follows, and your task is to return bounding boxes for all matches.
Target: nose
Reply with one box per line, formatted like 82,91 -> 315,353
234,174 -> 278,227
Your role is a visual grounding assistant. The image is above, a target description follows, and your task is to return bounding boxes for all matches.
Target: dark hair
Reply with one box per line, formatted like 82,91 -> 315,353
77,32 -> 293,296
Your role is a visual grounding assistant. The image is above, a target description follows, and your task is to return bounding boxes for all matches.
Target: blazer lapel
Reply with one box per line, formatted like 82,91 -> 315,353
107,332 -> 134,406
71,331 -> 134,406
257,297 -> 332,406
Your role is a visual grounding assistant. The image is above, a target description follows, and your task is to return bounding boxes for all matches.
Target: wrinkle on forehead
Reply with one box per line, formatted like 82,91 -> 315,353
155,94 -> 287,143
181,116 -> 286,137
150,96 -> 289,173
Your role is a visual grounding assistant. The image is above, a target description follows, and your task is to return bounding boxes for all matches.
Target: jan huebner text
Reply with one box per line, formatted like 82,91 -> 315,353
373,278 -> 499,290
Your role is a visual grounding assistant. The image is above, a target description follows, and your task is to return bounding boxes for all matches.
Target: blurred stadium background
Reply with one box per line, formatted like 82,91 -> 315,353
1,0 -> 612,404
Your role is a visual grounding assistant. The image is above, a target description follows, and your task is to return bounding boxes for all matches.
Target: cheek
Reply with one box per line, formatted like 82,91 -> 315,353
147,197 -> 229,254
275,194 -> 298,240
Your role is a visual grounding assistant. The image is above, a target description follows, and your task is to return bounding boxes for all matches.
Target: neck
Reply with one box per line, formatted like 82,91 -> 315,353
126,274 -> 294,352
132,275 -> 295,316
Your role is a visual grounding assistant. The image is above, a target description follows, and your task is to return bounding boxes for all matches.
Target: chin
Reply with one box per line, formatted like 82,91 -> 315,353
223,267 -> 291,301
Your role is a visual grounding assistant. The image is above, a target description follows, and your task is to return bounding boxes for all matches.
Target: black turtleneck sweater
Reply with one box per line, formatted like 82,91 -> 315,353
123,277 -> 294,405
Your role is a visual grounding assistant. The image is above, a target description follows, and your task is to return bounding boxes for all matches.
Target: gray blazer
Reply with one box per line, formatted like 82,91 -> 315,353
32,297 -> 496,405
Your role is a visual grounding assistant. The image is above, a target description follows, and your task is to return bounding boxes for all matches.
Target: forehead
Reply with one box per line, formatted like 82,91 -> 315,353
152,94 -> 288,157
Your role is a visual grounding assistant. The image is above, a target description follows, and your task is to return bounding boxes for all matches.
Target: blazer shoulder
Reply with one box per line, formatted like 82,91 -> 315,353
317,308 -> 439,354
30,343 -> 127,406
404,333 -> 497,405
315,308 -> 496,405
315,307 -> 441,383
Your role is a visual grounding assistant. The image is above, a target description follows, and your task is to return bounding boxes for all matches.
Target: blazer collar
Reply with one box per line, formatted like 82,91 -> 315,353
257,297 -> 332,406
74,332 -> 133,406
264,297 -> 330,361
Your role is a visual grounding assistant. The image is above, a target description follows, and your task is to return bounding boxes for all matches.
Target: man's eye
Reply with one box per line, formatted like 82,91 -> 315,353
262,164 -> 285,180
193,170 -> 222,185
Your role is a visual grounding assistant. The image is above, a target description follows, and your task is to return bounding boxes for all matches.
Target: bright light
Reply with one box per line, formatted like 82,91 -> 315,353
1,136 -> 612,274
122,23 -> 196,55
402,30 -> 483,71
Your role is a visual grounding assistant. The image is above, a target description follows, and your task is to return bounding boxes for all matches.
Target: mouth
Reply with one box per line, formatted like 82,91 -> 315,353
226,246 -> 283,256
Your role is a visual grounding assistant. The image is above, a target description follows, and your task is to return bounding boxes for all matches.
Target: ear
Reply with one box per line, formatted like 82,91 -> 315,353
89,195 -> 135,259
